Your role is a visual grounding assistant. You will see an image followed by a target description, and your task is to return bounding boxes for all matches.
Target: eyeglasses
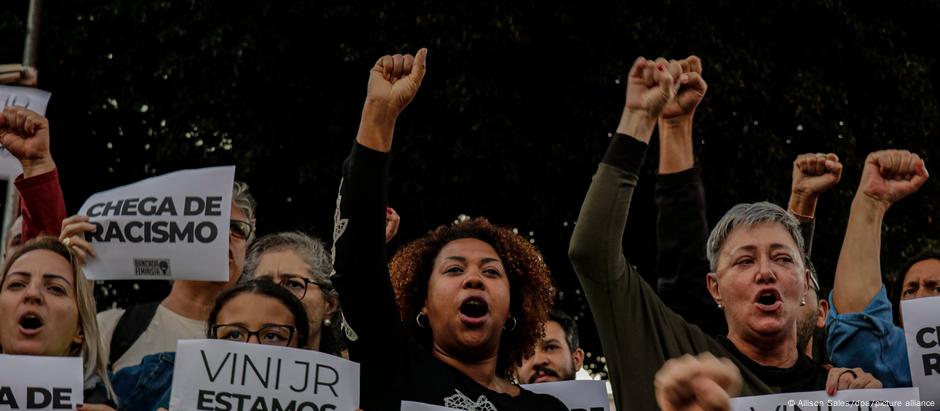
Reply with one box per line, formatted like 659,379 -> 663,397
212,324 -> 295,346
230,219 -> 255,240
276,275 -> 332,300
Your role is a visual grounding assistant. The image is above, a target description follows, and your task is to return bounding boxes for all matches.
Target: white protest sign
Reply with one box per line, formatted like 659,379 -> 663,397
0,354 -> 83,410
0,85 -> 52,179
401,401 -> 461,411
904,296 -> 940,411
170,339 -> 360,411
522,380 -> 610,411
78,166 -> 235,281
731,388 -> 927,411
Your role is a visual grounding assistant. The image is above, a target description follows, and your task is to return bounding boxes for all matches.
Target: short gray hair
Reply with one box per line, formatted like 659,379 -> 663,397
242,231 -> 335,295
706,202 -> 806,272
233,180 -> 257,222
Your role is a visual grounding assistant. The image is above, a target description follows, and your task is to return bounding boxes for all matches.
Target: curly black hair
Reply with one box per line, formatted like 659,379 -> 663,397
389,217 -> 556,376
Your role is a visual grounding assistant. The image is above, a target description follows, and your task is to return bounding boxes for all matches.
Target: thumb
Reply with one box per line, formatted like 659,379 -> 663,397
911,160 -> 929,190
409,48 -> 428,87
646,65 -> 675,113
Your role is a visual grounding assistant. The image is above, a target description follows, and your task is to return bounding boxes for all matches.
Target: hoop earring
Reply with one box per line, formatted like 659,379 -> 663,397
416,312 -> 429,329
504,316 -> 517,331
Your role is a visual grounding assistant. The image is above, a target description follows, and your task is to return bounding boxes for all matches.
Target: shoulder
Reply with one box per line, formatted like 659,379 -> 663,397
516,388 -> 568,410
96,307 -> 127,340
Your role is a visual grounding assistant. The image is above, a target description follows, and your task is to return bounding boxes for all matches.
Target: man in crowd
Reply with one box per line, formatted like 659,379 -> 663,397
516,309 -> 585,384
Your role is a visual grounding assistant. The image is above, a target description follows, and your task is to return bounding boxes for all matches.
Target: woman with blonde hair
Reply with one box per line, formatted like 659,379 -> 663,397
0,236 -> 115,408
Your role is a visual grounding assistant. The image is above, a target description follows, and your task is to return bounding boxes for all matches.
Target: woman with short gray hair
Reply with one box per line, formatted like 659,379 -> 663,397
243,231 -> 342,355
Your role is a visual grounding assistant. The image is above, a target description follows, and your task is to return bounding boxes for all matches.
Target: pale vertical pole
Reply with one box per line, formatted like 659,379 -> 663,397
1,0 -> 43,258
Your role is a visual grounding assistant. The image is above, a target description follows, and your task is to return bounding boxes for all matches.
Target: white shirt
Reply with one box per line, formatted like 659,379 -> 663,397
97,304 -> 206,372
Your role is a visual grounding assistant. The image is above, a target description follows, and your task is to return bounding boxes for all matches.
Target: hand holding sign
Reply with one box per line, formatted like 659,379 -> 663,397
59,215 -> 98,265
825,367 -> 882,395
654,353 -> 741,411
0,106 -> 54,177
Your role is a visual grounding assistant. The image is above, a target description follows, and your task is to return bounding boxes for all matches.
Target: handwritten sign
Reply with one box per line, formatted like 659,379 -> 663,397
169,339 -> 360,411
0,354 -> 83,410
77,166 -> 234,280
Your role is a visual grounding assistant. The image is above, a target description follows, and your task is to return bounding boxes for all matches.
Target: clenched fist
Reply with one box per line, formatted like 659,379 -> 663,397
365,48 -> 428,119
857,149 -> 928,208
0,106 -> 54,177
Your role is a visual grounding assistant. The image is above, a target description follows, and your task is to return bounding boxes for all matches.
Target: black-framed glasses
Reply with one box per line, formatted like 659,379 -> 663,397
276,275 -> 332,300
230,219 -> 255,240
212,323 -> 295,346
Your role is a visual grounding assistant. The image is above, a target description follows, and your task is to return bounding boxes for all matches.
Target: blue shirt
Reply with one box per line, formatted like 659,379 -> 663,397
826,286 -> 911,387
110,351 -> 174,411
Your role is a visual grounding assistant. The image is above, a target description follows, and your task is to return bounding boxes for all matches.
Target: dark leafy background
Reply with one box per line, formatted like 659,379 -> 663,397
3,0 -> 939,377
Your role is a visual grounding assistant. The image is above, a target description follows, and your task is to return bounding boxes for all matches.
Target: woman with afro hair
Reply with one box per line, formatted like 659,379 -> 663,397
330,48 -> 565,410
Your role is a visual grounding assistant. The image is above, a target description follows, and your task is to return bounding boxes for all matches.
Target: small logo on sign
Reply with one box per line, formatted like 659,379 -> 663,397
134,259 -> 171,276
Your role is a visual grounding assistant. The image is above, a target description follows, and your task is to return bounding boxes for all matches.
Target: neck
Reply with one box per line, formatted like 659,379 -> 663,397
161,280 -> 228,320
727,332 -> 800,368
431,344 -> 516,394
308,330 -> 321,352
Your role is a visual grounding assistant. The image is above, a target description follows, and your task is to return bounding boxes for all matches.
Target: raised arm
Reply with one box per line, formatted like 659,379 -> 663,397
570,57 -> 727,411
0,106 -> 66,241
832,150 -> 927,313
333,48 -> 427,338
652,56 -> 725,334
569,56 -> 677,281
787,153 -> 843,256
330,49 -> 426,410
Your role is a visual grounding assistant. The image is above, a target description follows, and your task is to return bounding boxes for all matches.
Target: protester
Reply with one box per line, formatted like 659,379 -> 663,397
331,48 -> 566,410
516,309 -> 585,384
569,55 -> 882,411
58,181 -> 256,374
243,231 -> 341,354
655,353 -> 742,411
828,149 -> 930,387
207,278 -> 310,348
0,236 -> 115,408
124,279 -> 310,411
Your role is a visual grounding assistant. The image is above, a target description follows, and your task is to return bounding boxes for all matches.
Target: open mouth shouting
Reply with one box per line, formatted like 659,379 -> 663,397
17,311 -> 44,336
458,296 -> 490,328
754,288 -> 783,312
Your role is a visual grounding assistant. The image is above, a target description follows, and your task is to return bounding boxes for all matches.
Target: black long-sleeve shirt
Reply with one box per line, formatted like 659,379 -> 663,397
331,142 -> 566,411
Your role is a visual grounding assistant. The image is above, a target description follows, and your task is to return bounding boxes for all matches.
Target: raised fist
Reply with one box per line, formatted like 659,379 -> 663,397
660,56 -> 707,122
625,56 -> 680,120
792,153 -> 843,197
655,353 -> 741,411
365,48 -> 428,118
858,149 -> 929,207
0,106 -> 53,176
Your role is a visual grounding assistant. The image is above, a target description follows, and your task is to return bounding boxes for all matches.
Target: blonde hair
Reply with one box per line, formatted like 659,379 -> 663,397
0,236 -> 113,399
